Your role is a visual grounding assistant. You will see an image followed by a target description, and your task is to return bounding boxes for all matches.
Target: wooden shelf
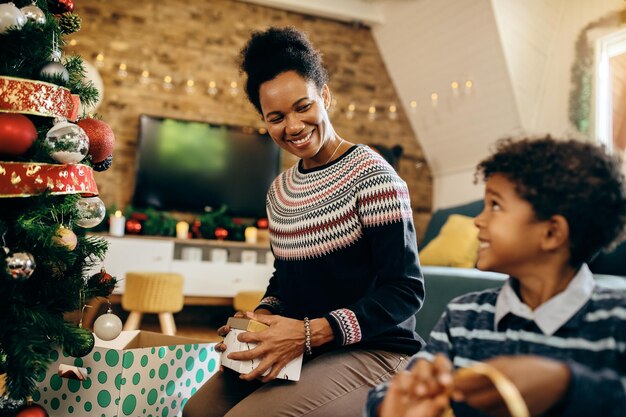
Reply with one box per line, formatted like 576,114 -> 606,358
90,232 -> 270,250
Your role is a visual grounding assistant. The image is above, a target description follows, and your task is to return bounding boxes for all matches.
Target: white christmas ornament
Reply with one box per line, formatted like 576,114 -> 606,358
75,196 -> 106,228
94,309 -> 122,341
20,4 -> 45,24
40,61 -> 70,83
44,120 -> 89,163
0,3 -> 26,34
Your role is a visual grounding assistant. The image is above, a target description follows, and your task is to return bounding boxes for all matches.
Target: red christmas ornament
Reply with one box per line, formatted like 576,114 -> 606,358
125,219 -> 142,234
16,403 -> 49,417
93,268 -> 113,284
77,118 -> 115,163
257,218 -> 269,229
214,227 -> 228,240
191,219 -> 202,238
130,212 -> 148,222
47,0 -> 74,14
0,114 -> 37,155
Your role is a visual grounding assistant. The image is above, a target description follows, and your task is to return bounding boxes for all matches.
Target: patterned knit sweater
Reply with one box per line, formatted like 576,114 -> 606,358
257,145 -> 425,354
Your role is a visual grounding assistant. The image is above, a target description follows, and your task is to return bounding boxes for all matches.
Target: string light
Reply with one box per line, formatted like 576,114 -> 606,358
207,80 -> 218,96
229,80 -> 239,97
367,105 -> 377,121
83,56 -> 411,121
388,104 -> 398,120
185,79 -> 196,94
95,52 -> 104,68
117,63 -> 127,78
346,102 -> 356,120
431,92 -> 439,108
163,75 -> 173,90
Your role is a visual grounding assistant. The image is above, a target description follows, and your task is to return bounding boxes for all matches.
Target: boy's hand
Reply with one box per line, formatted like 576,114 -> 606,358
379,355 -> 454,417
453,356 -> 571,417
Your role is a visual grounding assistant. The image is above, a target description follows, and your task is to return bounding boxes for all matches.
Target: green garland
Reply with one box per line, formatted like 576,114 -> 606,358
569,9 -> 626,134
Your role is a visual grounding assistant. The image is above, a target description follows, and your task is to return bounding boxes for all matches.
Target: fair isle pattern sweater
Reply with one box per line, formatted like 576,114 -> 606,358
257,145 -> 425,354
366,284 -> 626,417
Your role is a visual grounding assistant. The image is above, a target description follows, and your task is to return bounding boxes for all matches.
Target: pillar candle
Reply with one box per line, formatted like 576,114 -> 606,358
176,221 -> 189,239
109,210 -> 125,237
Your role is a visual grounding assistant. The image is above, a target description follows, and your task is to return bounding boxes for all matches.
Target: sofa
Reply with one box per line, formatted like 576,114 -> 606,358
414,200 -> 626,337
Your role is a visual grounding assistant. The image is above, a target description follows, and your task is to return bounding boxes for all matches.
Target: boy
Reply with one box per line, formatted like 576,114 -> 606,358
366,137 -> 626,417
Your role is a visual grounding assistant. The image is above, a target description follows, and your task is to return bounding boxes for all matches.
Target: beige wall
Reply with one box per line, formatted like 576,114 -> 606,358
68,0 -> 433,238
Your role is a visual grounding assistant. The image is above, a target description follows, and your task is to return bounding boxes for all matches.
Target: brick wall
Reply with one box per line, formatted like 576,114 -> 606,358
69,0 -> 433,239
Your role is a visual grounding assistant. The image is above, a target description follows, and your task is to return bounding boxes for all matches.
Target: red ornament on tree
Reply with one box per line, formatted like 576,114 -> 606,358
47,0 -> 74,14
77,117 -> 115,163
16,403 -> 49,417
214,227 -> 228,240
93,268 -> 113,285
0,114 -> 37,155
257,218 -> 269,229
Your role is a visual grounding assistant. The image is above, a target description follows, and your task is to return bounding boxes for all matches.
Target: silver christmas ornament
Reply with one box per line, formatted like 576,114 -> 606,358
44,120 -> 89,163
40,61 -> 70,83
5,250 -> 36,280
93,309 -> 122,341
0,3 -> 26,34
75,196 -> 106,228
20,4 -> 46,25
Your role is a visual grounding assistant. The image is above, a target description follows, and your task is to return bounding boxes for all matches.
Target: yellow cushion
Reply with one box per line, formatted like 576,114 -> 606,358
419,214 -> 479,268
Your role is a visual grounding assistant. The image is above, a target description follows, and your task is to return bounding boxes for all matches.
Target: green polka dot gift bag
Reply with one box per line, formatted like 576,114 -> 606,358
34,331 -> 218,417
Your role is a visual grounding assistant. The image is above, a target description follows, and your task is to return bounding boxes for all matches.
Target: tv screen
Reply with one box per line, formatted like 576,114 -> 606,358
132,115 -> 280,217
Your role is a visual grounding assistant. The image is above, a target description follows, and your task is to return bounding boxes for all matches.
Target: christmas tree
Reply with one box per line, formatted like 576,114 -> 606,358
0,1 -> 117,414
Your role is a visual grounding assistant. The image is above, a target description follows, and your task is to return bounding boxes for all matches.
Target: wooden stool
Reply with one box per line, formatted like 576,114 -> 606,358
233,291 -> 264,313
121,272 -> 184,335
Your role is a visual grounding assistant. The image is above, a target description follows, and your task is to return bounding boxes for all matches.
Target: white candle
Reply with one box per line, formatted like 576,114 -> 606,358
244,227 -> 258,244
109,210 -> 125,237
176,221 -> 189,239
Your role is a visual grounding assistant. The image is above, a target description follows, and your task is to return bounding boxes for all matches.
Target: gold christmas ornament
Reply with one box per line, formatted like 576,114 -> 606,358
52,226 -> 77,250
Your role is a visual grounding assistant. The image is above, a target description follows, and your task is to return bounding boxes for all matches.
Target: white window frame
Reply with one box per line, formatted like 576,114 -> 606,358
594,28 -> 626,152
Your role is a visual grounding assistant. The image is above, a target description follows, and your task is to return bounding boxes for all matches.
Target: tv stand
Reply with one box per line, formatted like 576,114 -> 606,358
91,234 -> 273,301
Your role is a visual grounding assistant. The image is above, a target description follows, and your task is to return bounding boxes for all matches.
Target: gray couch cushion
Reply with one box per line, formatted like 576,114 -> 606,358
415,266 -> 626,338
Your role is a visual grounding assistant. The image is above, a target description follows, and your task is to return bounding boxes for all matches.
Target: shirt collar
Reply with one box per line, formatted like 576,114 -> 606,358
494,264 -> 595,335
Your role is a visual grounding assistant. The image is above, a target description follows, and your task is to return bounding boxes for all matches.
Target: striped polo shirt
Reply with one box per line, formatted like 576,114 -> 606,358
366,264 -> 626,416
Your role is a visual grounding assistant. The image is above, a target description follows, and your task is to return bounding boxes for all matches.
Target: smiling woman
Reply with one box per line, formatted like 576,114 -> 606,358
182,26 -> 426,417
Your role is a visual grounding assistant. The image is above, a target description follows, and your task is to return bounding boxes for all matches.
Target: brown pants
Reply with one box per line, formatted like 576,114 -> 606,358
182,348 -> 407,417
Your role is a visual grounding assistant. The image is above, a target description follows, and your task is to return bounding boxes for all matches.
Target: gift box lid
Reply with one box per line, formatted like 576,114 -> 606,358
227,317 -> 268,332
95,330 -> 209,349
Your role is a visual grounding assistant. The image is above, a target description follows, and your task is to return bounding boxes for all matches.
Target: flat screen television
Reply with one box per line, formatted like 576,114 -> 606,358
132,115 -> 280,217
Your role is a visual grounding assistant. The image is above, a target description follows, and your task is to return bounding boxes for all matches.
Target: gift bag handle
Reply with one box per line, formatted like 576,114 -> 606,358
443,363 -> 530,417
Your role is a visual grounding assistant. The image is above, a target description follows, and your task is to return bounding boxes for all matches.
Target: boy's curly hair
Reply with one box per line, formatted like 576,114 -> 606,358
239,26 -> 329,114
476,136 -> 626,267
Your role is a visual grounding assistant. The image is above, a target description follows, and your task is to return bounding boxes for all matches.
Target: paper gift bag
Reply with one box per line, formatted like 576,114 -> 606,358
34,331 -> 218,417
221,317 -> 303,381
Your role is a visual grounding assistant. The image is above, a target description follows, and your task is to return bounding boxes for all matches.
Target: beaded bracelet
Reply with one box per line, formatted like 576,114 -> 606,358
303,317 -> 312,355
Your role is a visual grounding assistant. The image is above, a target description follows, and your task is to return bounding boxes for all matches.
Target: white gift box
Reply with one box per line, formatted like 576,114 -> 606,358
221,318 -> 303,381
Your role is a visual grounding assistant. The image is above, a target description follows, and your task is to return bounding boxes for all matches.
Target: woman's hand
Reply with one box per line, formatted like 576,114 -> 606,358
227,311 -> 306,382
452,356 -> 571,417
379,355 -> 454,417
215,309 -> 274,353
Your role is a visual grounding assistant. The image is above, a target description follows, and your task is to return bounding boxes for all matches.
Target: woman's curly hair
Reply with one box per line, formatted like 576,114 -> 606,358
476,136 -> 626,267
239,26 -> 328,114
